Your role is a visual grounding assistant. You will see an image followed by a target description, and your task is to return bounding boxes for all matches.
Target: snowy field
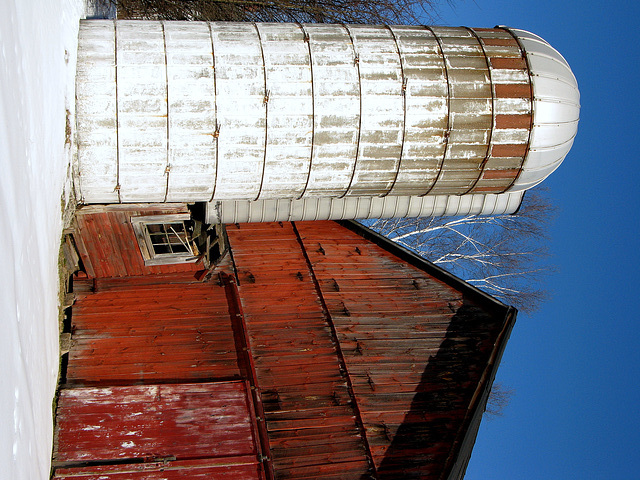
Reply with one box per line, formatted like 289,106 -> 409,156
0,1 -> 85,478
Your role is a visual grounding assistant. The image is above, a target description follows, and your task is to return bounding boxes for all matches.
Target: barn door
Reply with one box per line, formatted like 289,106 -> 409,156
52,381 -> 265,479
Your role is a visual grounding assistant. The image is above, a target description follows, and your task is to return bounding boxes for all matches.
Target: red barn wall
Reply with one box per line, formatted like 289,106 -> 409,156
227,222 -> 373,479
67,276 -> 240,386
73,204 -> 209,278
59,217 -> 513,480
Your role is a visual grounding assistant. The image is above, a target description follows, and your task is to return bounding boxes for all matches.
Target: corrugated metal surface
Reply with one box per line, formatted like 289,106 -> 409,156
385,26 -> 447,196
343,25 -> 404,196
211,23 -> 267,200
206,191 -> 524,223
75,21 -> 119,203
467,28 -> 532,193
295,221 -> 510,479
53,381 -> 262,474
67,277 -> 240,385
256,23 -> 313,200
165,22 -> 218,202
76,21 -> 577,206
116,21 -> 168,202
301,24 -> 360,198
226,222 -> 373,479
426,27 -> 493,195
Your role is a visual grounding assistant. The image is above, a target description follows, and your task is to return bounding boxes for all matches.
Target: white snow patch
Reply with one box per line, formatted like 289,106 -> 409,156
0,0 -> 86,478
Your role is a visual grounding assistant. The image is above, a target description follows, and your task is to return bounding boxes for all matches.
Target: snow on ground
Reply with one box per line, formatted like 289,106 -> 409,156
0,1 -> 85,478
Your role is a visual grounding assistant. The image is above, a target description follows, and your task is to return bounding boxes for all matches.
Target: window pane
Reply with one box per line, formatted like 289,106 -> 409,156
146,224 -> 165,235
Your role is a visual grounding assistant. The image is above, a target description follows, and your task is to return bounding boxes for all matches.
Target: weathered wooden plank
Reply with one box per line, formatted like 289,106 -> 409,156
53,456 -> 264,479
53,381 -> 257,464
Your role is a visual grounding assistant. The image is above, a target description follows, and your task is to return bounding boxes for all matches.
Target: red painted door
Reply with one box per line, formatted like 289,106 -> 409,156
52,381 -> 265,479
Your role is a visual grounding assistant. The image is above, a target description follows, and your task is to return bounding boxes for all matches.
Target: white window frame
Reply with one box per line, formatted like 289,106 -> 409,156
131,214 -> 198,266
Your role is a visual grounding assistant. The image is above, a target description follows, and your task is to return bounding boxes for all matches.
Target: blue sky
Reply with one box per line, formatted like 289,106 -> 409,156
431,0 -> 640,478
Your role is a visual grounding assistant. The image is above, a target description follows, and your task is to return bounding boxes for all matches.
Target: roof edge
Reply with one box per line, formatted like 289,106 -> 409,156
337,219 -> 513,316
443,306 -> 517,480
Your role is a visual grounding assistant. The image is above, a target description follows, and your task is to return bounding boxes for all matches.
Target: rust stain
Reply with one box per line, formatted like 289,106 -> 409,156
491,143 -> 528,158
489,56 -> 527,70
482,168 -> 521,180
495,113 -> 532,129
494,83 -> 531,99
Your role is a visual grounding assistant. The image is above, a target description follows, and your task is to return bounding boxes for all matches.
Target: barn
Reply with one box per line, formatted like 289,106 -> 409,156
52,204 -> 514,479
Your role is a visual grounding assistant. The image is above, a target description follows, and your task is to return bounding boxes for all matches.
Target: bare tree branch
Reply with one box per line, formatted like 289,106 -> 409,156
364,190 -> 556,313
111,0 -> 450,24
484,382 -> 515,419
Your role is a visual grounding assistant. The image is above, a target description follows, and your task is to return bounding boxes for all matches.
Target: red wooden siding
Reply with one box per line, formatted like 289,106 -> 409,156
74,204 -> 207,278
226,222 -> 372,479
53,381 -> 264,479
53,458 -> 264,480
67,277 -> 241,385
60,216 -> 512,480
296,221 -> 507,479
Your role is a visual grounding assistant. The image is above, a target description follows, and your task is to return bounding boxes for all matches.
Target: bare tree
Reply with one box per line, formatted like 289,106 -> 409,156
365,190 -> 556,313
484,382 -> 515,419
111,0 -> 448,24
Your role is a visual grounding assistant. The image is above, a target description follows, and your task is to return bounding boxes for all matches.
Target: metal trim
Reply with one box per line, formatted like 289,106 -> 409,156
161,21 -> 170,203
254,22 -> 269,202
114,20 -> 121,203
208,22 -> 221,202
297,23 -> 315,200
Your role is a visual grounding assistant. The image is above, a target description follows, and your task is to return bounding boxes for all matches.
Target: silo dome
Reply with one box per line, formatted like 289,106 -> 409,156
505,28 -> 580,191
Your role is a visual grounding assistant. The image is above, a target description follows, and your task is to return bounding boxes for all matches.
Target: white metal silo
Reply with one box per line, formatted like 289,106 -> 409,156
74,21 -> 579,221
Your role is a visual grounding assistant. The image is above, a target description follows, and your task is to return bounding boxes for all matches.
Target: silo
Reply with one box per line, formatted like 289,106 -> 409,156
75,21 -> 579,220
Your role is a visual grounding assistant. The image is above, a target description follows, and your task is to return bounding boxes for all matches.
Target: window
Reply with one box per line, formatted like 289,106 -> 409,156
132,214 -> 199,266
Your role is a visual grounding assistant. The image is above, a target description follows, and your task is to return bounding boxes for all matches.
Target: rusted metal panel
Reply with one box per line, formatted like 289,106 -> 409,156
427,27 -> 492,195
76,22 -> 577,207
467,28 -> 531,192
53,381 -> 261,468
505,28 -> 580,192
